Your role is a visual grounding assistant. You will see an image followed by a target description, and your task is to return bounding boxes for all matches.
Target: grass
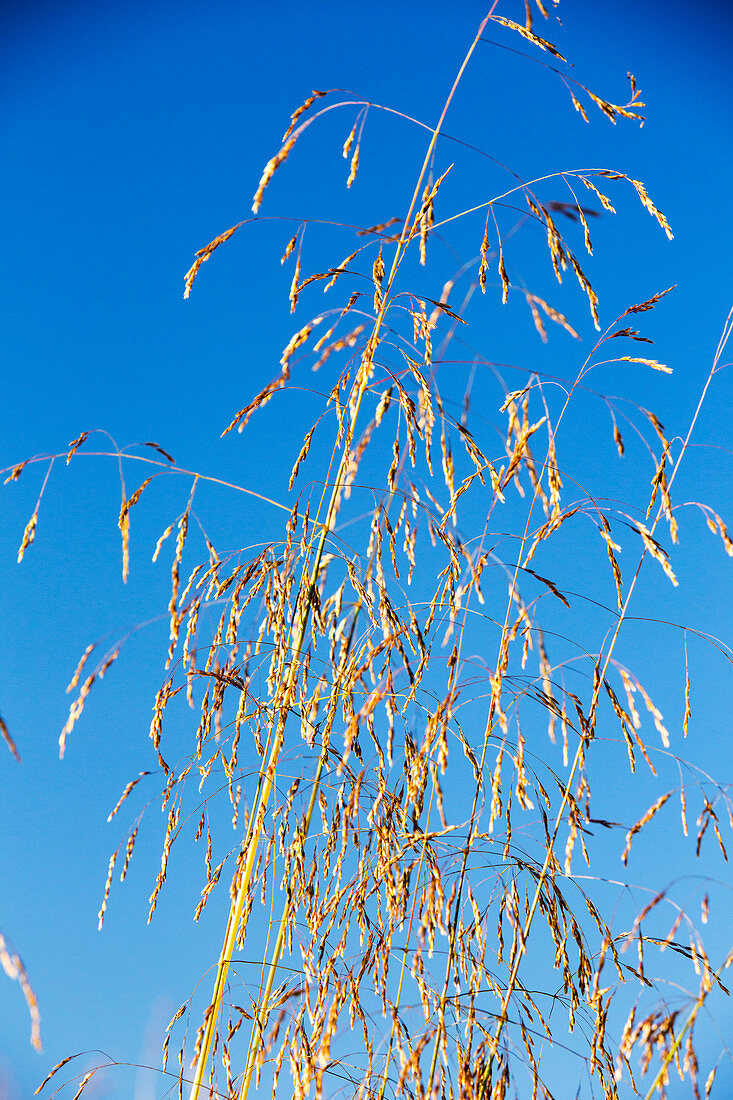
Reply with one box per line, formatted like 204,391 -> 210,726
4,5 -> 732,1100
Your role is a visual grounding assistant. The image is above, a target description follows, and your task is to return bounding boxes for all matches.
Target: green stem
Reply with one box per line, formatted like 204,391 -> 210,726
642,952 -> 731,1100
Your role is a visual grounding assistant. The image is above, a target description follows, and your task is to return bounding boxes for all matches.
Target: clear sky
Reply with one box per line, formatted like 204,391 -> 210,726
2,2 -> 732,1098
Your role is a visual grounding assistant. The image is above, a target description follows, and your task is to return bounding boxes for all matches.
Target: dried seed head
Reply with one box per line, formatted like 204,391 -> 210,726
184,223 -> 243,298
252,136 -> 297,215
0,715 -> 20,762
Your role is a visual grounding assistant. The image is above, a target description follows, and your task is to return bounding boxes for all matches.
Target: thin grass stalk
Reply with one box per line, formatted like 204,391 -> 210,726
237,751 -> 326,1100
186,181 -> 387,1100
374,778 -> 437,1100
190,15 -> 504,1096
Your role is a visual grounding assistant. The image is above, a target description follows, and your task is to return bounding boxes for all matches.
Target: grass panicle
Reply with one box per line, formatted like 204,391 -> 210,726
7,7 -> 732,1100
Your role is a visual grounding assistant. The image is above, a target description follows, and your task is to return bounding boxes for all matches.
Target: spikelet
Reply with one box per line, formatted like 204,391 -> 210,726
629,517 -> 678,586
623,285 -> 675,315
289,249 -> 302,313
70,1070 -> 96,1100
629,177 -> 674,239
479,223 -> 490,292
525,293 -> 580,341
280,234 -> 298,264
289,427 -> 315,491
342,118 -> 357,161
35,1054 -> 78,1095
119,476 -> 156,527
346,145 -> 360,189
584,88 -> 645,125
581,175 -> 616,212
107,771 -> 150,821
599,515 -> 623,610
184,223 -> 243,298
498,246 -> 510,304
569,89 -> 589,123
0,715 -> 20,762
4,460 -> 28,483
372,245 -> 385,313
281,321 -> 315,369
568,252 -> 600,328
66,643 -> 95,693
98,849 -> 118,929
419,182 -> 434,266
0,932 -> 41,1051
492,15 -> 567,61
252,136 -> 298,214
66,431 -> 90,463
622,792 -> 671,864
281,89 -> 327,142
314,323 -> 364,370
620,355 -> 671,373
17,509 -> 38,563
60,647 -> 121,758
119,825 -> 139,883
410,165 -> 453,242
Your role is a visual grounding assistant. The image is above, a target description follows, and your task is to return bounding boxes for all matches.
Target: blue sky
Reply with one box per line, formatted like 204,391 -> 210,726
2,2 -> 732,1098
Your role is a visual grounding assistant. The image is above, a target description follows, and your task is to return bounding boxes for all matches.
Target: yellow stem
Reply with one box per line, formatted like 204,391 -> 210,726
237,751 -> 326,1100
375,779 -> 437,1100
191,8 -> 505,1094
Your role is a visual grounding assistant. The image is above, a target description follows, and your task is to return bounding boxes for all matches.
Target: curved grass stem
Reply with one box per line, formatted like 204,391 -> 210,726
189,10 -> 507,1095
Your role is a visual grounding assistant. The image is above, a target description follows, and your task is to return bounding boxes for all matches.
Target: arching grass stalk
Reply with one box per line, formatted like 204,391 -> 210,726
188,14 -> 500,1094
